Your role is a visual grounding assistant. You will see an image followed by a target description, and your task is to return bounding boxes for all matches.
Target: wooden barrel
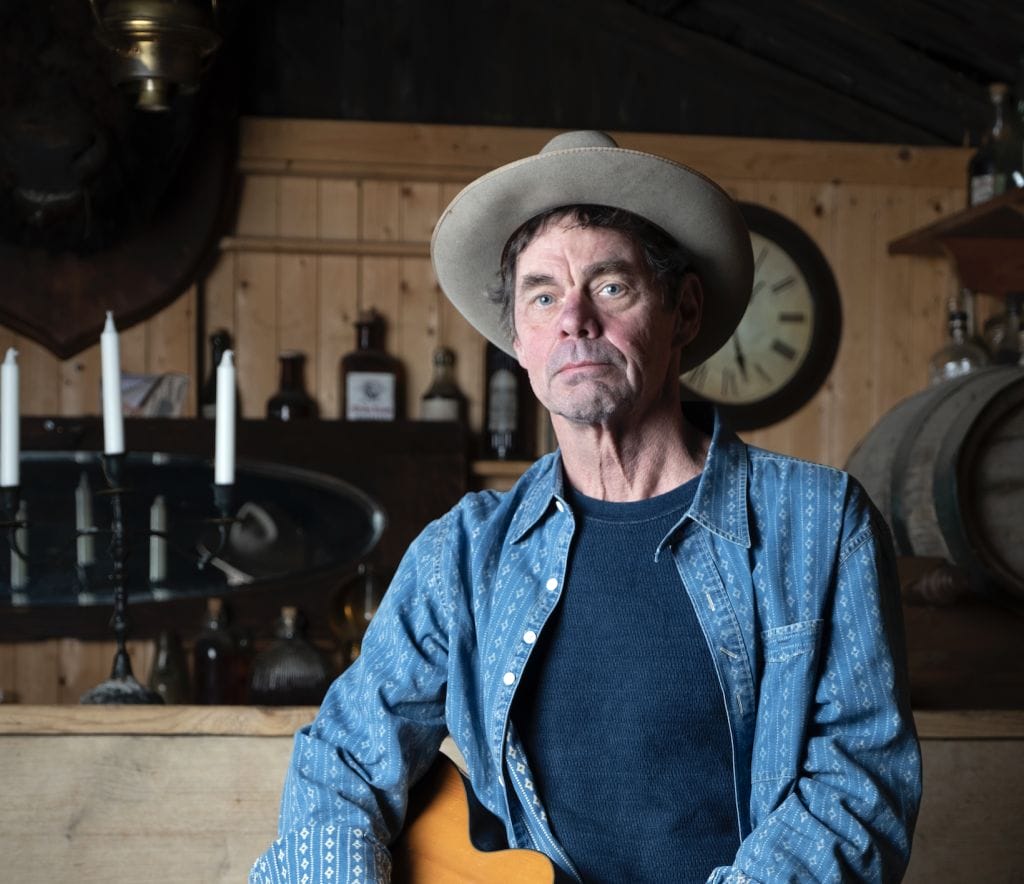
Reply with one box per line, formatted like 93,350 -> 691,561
846,367 -> 1024,601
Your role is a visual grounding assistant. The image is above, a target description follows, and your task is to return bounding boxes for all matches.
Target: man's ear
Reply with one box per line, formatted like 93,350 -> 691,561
674,273 -> 704,349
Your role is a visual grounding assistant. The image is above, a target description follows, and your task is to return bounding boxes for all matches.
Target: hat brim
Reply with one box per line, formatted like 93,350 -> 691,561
430,142 -> 753,372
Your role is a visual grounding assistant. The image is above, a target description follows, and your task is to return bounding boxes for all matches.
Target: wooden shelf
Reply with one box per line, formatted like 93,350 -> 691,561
888,188 -> 1024,294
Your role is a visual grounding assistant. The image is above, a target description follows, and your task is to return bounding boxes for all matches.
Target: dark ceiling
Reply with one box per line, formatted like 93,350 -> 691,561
234,0 -> 1024,147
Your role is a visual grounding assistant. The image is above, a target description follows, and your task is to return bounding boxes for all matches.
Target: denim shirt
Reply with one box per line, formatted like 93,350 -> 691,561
251,416 -> 922,884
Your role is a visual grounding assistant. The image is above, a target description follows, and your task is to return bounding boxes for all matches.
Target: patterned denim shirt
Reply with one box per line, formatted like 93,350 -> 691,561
251,415 -> 922,884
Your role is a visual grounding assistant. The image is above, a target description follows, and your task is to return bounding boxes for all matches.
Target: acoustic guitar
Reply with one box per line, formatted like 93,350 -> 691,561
392,756 -> 556,883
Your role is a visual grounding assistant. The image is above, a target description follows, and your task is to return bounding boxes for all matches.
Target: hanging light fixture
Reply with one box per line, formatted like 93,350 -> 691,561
88,0 -> 223,112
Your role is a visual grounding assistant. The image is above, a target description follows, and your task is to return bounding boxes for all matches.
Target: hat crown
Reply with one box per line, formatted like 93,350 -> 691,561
540,130 -> 618,153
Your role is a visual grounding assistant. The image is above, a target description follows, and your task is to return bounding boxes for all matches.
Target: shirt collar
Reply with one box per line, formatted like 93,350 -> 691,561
508,407 -> 751,548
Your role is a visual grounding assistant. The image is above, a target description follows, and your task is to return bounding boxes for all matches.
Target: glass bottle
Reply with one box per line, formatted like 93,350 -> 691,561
267,351 -> 319,420
339,309 -> 405,421
927,308 -> 990,385
482,342 -> 534,460
328,563 -> 385,664
199,329 -> 242,420
992,294 -> 1023,365
249,606 -> 333,706
192,597 -> 238,704
148,630 -> 190,704
420,346 -> 468,423
967,83 -> 1023,206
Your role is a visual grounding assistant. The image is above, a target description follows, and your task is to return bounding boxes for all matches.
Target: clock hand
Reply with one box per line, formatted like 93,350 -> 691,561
733,336 -> 748,380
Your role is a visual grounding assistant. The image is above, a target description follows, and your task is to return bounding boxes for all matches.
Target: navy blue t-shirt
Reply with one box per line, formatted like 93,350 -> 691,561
512,476 -> 739,882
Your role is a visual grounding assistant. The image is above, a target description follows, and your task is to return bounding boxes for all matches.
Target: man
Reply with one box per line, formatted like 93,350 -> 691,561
251,131 -> 921,883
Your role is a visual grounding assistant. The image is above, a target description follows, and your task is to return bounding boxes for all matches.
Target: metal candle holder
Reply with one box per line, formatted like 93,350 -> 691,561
2,454 -> 236,704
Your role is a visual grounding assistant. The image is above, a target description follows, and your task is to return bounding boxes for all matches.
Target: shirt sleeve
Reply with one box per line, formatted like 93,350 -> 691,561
249,514 -> 456,884
707,484 -> 922,884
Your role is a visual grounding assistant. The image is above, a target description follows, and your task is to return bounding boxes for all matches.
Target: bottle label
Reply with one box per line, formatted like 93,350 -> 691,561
346,372 -> 397,420
487,368 -> 518,432
970,173 -> 995,206
422,397 -> 460,421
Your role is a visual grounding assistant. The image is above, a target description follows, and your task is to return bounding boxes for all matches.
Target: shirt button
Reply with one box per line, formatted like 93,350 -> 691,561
555,500 -> 565,512
523,630 -> 537,644
545,577 -> 558,591
503,671 -> 516,686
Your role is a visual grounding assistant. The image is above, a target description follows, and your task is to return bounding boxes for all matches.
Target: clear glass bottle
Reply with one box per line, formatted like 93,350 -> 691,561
968,83 -> 1023,206
482,342 -> 534,460
928,309 -> 990,385
420,346 -> 468,423
340,309 -> 405,421
192,597 -> 238,704
267,351 -> 319,420
199,329 -> 241,419
249,606 -> 333,706
992,294 -> 1023,365
148,630 -> 190,704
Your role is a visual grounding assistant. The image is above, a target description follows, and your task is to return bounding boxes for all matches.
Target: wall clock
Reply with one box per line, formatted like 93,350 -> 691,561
681,202 -> 842,430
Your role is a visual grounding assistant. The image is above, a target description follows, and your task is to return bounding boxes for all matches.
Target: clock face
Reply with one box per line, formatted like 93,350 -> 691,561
681,203 -> 841,430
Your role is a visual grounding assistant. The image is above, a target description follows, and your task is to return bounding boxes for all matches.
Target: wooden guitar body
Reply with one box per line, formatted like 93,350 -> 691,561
392,757 -> 556,883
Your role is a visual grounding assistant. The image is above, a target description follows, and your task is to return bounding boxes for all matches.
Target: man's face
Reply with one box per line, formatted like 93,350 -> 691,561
511,220 -> 700,428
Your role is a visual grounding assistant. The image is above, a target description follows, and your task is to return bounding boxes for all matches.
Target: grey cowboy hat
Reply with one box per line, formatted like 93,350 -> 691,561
430,130 -> 753,372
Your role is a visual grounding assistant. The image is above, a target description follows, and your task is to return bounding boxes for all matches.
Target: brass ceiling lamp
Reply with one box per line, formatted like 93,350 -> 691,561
88,0 -> 223,111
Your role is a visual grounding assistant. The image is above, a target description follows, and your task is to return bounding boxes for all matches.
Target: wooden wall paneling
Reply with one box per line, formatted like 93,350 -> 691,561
236,175 -> 279,237
316,178 -> 361,418
146,286 -> 196,416
828,184 -> 880,468
235,253 -> 280,418
0,641 -> 13,700
398,183 -> 444,417
872,186 -> 923,417
318,256 -> 359,418
276,177 -> 322,407
60,344 -> 101,416
277,254 -> 320,404
11,641 -> 60,703
400,257 -> 442,418
204,251 -> 239,341
908,188 -> 961,386
119,320 -> 148,376
318,179 -> 360,241
15,335 -> 60,416
437,181 -> 486,433
362,180 -> 401,242
785,180 -> 839,465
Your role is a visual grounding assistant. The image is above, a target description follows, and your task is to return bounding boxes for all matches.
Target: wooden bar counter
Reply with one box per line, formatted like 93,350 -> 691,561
2,705 -> 1023,882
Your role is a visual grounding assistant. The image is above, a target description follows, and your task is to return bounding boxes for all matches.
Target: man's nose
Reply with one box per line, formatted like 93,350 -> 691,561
559,289 -> 601,338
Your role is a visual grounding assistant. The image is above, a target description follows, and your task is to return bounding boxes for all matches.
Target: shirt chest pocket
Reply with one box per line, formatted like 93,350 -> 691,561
750,619 -> 824,815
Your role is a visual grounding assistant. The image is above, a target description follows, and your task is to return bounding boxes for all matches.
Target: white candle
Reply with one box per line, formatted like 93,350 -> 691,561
214,349 -> 235,485
75,472 -> 96,567
149,495 -> 167,584
100,312 -> 125,455
1,348 -> 18,487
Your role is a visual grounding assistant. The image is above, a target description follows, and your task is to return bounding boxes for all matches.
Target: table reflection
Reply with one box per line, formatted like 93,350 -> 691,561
0,451 -> 385,608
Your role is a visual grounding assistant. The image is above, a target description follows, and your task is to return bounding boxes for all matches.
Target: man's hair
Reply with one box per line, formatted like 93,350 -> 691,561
490,204 -> 692,341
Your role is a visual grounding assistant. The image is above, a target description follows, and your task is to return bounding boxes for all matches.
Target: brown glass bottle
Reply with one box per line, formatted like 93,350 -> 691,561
339,309 -> 405,420
482,342 -> 535,460
267,351 -> 319,420
420,346 -> 468,423
192,597 -> 238,704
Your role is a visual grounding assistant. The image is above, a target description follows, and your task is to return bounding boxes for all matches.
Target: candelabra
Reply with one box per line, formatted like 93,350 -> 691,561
2,453 -> 237,704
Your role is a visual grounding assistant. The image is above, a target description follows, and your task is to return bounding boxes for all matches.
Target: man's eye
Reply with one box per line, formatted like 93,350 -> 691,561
533,293 -> 554,306
599,282 -> 625,296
